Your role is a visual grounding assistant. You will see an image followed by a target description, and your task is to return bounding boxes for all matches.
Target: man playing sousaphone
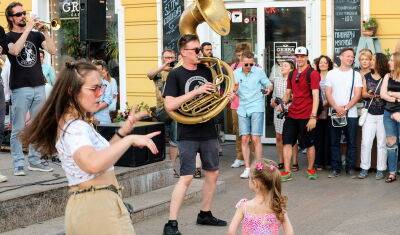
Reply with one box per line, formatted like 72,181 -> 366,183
163,34 -> 234,235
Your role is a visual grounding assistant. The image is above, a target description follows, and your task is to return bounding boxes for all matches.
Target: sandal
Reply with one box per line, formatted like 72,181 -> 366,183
385,174 -> 397,183
292,164 -> 299,172
278,163 -> 284,170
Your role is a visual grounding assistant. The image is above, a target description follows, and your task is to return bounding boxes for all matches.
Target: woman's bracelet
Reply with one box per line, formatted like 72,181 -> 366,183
115,130 -> 126,138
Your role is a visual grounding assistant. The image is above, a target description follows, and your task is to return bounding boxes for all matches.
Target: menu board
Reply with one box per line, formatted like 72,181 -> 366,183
273,42 -> 297,77
162,0 -> 184,54
333,0 -> 361,65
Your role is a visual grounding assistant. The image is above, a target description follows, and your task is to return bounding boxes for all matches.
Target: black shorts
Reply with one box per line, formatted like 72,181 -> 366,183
282,117 -> 316,149
177,139 -> 219,176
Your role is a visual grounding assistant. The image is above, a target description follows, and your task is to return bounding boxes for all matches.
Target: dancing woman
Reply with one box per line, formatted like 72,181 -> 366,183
21,61 -> 160,234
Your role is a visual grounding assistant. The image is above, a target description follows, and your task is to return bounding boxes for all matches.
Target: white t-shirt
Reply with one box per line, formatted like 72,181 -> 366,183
325,68 -> 362,118
55,119 -> 114,186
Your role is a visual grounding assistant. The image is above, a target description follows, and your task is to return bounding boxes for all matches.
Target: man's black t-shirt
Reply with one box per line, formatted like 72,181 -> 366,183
6,31 -> 45,90
163,63 -> 217,141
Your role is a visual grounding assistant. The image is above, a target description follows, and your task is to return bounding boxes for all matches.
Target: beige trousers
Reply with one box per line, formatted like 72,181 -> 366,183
65,188 -> 135,235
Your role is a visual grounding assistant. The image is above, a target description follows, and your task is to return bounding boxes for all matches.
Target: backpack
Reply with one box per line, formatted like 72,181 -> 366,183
289,68 -> 323,116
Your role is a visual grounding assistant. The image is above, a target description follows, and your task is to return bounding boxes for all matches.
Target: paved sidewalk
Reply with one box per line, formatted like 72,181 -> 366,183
1,143 -> 400,234
135,142 -> 400,235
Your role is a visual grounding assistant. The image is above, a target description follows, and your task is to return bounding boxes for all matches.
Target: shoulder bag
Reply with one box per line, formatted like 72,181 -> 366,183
331,69 -> 355,128
358,78 -> 383,126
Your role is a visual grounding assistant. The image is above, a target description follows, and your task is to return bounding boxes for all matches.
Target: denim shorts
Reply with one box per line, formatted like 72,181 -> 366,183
177,139 -> 219,175
238,112 -> 264,136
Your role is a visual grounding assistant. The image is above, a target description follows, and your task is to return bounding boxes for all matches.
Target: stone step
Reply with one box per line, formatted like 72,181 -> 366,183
3,179 -> 226,235
0,160 -> 175,233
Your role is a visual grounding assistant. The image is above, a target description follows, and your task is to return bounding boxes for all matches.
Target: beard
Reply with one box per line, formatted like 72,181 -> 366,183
17,20 -> 26,27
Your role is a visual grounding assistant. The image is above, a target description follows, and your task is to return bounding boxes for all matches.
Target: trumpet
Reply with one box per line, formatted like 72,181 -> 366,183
23,17 -> 61,31
42,18 -> 61,30
36,18 -> 61,31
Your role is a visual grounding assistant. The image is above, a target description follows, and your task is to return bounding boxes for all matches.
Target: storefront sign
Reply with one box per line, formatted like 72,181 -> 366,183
273,42 -> 297,77
333,0 -> 360,65
60,0 -> 80,19
162,0 -> 184,53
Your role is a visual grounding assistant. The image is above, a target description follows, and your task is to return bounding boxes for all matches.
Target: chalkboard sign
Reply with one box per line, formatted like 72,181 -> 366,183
333,0 -> 361,65
162,0 -> 184,54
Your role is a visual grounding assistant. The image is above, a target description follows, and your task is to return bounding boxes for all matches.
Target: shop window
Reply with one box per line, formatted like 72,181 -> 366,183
49,0 -> 119,78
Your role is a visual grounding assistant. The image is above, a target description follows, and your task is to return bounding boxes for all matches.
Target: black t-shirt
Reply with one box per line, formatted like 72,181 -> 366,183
0,26 -> 7,53
6,31 -> 45,90
163,63 -> 217,140
385,77 -> 400,112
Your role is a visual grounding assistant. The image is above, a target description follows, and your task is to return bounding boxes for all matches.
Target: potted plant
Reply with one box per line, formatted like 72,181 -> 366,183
362,17 -> 378,37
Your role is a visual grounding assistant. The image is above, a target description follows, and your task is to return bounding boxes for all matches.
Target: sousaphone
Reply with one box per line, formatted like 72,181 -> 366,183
167,0 -> 234,125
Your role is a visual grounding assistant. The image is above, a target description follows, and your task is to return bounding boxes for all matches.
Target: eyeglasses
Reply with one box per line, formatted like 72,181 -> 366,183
295,72 -> 301,83
11,11 -> 26,17
244,63 -> 254,67
184,47 -> 201,54
83,84 -> 107,97
163,56 -> 176,60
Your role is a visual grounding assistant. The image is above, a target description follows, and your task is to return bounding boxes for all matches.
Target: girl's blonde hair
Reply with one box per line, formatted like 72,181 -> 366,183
359,48 -> 373,60
250,159 -> 287,223
392,52 -> 400,79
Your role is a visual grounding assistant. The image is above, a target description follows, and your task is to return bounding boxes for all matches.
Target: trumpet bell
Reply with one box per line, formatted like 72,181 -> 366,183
49,18 -> 61,30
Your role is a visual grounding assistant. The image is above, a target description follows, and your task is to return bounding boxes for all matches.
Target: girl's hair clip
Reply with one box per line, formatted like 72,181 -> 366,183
255,162 -> 264,171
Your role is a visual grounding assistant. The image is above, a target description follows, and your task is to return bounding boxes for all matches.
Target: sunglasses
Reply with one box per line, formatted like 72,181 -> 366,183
295,72 -> 301,83
184,47 -> 201,54
244,63 -> 254,67
11,11 -> 26,17
83,84 -> 107,97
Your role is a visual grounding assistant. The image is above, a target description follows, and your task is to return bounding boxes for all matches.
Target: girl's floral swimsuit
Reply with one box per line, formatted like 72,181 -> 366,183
236,199 -> 281,235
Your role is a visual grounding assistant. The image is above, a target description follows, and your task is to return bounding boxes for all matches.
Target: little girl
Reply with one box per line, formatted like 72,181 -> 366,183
228,159 -> 294,235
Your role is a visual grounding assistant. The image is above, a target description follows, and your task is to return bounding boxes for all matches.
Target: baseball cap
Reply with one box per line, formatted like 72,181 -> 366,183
294,46 -> 308,56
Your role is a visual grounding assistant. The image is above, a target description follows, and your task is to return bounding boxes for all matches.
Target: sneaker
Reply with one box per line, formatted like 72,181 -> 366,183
358,169 -> 368,179
346,169 -> 356,178
0,173 -> 7,182
307,169 -> 318,180
231,159 -> 245,168
194,168 -> 202,178
240,168 -> 250,179
28,162 -> 53,172
280,171 -> 293,182
328,170 -> 340,178
375,171 -> 385,180
196,212 -> 227,226
14,166 -> 26,176
163,221 -> 182,235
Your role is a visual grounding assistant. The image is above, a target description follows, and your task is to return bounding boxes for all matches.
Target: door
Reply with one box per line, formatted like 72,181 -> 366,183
220,1 -> 311,143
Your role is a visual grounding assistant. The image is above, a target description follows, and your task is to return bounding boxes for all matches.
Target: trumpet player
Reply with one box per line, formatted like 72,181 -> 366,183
5,2 -> 56,176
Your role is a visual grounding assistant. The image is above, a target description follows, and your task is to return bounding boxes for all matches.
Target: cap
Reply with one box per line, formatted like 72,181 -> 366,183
294,46 -> 308,56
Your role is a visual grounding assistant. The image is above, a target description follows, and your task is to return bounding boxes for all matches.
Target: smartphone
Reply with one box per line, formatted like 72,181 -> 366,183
169,61 -> 176,68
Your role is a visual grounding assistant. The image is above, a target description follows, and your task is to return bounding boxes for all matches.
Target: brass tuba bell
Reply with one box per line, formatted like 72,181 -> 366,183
179,0 -> 230,36
167,0 -> 234,125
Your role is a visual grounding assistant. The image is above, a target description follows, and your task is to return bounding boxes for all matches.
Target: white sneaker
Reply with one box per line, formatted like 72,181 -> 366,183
0,173 -> 7,182
231,159 -> 245,168
240,168 -> 250,179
